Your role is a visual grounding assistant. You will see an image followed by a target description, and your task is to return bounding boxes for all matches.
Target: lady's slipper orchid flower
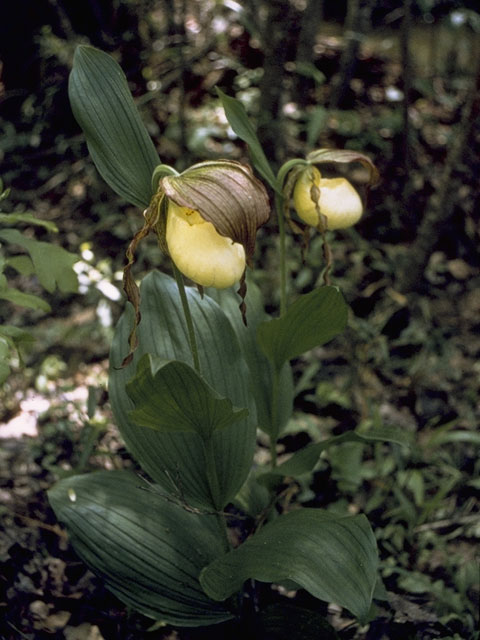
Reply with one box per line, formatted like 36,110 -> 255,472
160,160 -> 270,288
121,160 -> 269,365
280,149 -> 378,289
165,202 -> 246,288
293,166 -> 363,231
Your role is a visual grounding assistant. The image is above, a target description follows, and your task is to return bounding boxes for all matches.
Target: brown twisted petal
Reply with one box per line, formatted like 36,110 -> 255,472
161,160 -> 270,257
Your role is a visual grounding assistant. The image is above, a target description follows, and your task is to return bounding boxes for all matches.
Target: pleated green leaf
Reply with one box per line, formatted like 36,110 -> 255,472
257,286 -> 348,372
127,354 -> 248,440
69,45 -> 159,208
200,509 -> 378,623
48,470 -> 233,626
109,271 -> 257,511
208,282 -> 293,439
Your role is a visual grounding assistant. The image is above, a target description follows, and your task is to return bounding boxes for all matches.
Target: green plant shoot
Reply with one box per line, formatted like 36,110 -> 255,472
48,45 -> 399,633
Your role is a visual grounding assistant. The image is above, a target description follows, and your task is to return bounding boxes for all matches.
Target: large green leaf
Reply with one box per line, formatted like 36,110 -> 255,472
69,45 -> 159,208
200,509 -> 378,623
48,470 -> 233,626
208,282 -> 293,439
127,354 -> 248,439
0,229 -> 78,293
109,271 -> 257,511
216,88 -> 279,193
263,427 -> 412,479
257,286 -> 348,372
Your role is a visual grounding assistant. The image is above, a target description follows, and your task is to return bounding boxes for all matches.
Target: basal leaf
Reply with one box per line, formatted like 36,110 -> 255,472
126,353 -> 248,440
257,286 -> 348,372
48,470 -> 233,626
200,508 -> 378,623
69,45 -> 159,207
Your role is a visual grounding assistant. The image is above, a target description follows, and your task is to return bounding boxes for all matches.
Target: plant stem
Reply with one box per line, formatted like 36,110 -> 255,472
171,263 -> 230,552
269,368 -> 280,468
216,511 -> 231,554
76,422 -> 100,472
275,158 -> 308,317
171,262 -> 230,552
171,260 -> 201,373
203,437 -> 231,553
274,191 -> 287,317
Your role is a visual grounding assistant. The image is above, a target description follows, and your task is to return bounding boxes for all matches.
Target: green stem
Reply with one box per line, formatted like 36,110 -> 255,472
171,261 -> 229,551
203,437 -> 231,553
277,158 -> 307,187
76,422 -> 100,472
274,191 -> 287,317
275,158 -> 308,317
171,261 -> 201,373
269,368 -> 280,468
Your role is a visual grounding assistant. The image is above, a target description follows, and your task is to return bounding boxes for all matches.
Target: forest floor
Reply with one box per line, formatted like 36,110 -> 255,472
1,16 -> 479,640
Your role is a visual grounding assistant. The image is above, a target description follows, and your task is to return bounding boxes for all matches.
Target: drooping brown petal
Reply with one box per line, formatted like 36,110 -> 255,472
120,192 -> 163,367
237,269 -> 247,326
161,160 -> 270,258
